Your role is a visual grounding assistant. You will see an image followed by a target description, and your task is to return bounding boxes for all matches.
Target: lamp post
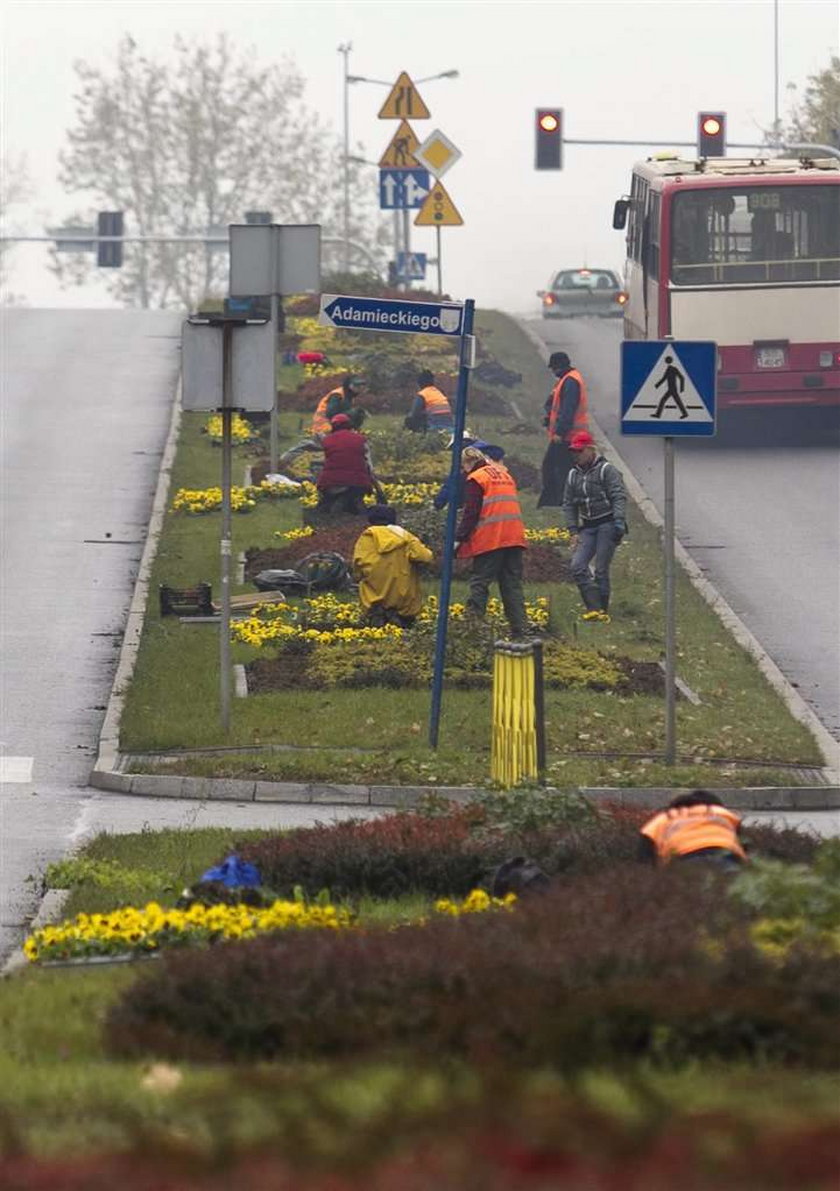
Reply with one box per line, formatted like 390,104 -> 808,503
340,59 -> 459,277
338,42 -> 352,273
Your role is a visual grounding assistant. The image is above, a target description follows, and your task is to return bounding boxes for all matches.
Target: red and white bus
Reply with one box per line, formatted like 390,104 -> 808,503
613,156 -> 840,413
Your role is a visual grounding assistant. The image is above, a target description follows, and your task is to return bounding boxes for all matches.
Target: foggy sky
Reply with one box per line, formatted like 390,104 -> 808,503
1,0 -> 837,311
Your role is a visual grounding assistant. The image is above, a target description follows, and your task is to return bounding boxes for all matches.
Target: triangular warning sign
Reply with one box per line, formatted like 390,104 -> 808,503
414,180 -> 464,227
379,120 -> 421,168
378,72 -> 431,120
623,345 -> 713,423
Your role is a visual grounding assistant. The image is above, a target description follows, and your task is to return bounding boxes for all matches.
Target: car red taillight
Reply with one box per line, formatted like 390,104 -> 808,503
543,293 -> 556,306
616,291 -> 628,306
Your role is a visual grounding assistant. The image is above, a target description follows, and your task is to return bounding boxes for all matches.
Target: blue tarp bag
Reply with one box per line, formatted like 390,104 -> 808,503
199,854 -> 261,888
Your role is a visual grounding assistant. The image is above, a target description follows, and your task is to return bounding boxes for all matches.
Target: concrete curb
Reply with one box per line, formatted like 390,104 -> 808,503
516,320 -> 840,783
1,890 -> 70,978
88,768 -> 840,810
93,385 -> 182,777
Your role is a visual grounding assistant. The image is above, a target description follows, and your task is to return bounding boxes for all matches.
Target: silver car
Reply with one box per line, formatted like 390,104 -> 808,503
538,268 -> 627,319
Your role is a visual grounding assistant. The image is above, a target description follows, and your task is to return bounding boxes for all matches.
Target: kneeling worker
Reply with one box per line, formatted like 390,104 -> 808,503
316,414 -> 375,514
639,792 -> 748,871
404,369 -> 454,433
352,505 -> 433,627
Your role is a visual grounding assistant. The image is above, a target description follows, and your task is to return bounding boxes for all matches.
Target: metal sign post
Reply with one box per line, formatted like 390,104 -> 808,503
182,311 -> 275,733
620,338 -> 717,765
316,291 -> 473,746
663,436 -> 676,763
229,223 -> 321,473
429,298 -> 475,748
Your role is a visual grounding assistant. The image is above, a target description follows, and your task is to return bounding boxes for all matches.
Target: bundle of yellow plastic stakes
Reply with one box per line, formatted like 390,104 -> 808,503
491,641 -> 538,787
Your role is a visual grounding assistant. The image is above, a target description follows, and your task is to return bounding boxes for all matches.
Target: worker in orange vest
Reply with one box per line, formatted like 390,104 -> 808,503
538,351 -> 589,507
639,792 -> 748,871
312,374 -> 367,436
455,446 -> 529,637
404,369 -> 454,433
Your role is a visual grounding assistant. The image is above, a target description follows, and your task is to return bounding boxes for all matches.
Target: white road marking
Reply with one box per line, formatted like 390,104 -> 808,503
0,757 -> 33,783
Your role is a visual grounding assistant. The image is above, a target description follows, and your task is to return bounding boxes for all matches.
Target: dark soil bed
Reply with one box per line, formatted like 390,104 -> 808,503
246,535 -> 572,585
245,649 -> 661,697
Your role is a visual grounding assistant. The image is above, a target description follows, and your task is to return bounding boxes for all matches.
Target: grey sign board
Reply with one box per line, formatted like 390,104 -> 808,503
181,319 -> 276,411
229,223 -> 321,297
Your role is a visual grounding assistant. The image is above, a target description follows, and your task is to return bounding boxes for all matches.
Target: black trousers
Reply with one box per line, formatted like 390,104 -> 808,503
467,547 -> 528,636
537,439 -> 573,508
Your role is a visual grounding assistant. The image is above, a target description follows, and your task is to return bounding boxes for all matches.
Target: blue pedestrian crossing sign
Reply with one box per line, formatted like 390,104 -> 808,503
396,251 -> 427,281
621,340 -> 717,436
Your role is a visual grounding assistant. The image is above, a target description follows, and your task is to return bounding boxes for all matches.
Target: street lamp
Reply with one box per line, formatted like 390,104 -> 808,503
338,49 -> 459,277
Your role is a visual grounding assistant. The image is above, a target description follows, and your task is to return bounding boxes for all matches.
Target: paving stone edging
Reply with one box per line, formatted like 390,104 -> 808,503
89,325 -> 840,808
89,768 -> 840,811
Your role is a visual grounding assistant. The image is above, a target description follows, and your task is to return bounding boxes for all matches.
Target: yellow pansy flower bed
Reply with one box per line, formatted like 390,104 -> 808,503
24,889 -> 516,963
172,479 -> 312,515
524,527 -> 572,544
203,413 -> 258,445
24,899 -> 355,964
434,889 -> 517,916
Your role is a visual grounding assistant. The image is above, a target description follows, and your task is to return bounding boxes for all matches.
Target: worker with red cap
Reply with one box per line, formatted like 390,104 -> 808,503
563,430 -> 626,622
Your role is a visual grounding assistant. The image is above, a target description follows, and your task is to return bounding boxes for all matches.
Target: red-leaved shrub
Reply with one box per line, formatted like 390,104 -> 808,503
105,866 -> 840,1068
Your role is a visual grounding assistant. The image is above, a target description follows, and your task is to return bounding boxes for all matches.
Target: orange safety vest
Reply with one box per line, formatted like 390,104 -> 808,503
418,385 -> 453,422
312,387 -> 344,436
457,463 -> 526,559
640,804 -> 747,865
547,369 -> 589,440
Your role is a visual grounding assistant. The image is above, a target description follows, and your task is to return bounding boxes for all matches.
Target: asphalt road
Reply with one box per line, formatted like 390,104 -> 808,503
526,314 -> 840,742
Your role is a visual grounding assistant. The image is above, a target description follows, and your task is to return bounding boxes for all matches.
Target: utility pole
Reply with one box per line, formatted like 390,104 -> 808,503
338,42 -> 352,273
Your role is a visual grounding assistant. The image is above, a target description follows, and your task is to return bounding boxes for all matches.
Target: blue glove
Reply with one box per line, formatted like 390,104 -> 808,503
613,519 -> 627,543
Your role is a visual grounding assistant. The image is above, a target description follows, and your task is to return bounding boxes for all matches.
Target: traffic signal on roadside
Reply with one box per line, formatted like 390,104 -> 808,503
697,111 -> 726,157
97,211 -> 124,267
535,108 -> 563,170
245,211 -> 273,225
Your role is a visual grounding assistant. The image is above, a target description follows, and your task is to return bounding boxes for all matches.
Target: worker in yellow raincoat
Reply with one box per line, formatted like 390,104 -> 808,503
352,505 -> 433,627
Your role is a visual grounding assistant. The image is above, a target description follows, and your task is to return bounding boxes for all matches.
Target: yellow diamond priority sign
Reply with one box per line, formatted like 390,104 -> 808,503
414,180 -> 463,227
414,129 -> 462,179
378,72 -> 431,120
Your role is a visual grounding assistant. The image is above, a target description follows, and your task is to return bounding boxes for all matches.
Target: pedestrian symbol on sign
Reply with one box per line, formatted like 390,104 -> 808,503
653,356 -> 689,419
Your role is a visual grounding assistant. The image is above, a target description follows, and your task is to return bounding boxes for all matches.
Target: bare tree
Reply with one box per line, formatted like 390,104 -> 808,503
0,153 -> 32,301
54,35 -> 386,308
784,55 -> 840,148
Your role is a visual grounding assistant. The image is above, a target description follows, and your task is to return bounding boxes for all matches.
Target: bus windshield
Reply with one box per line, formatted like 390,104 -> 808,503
670,184 -> 840,286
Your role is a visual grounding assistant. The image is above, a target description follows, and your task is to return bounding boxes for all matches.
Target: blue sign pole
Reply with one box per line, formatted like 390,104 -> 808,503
429,299 -> 475,749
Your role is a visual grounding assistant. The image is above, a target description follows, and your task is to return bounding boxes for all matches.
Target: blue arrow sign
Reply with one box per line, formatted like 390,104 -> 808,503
379,168 -> 431,210
396,251 -> 427,281
621,340 -> 717,436
318,293 -> 465,337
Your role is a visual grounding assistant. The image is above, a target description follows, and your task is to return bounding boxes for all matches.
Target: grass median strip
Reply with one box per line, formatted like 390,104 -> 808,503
118,309 -> 823,786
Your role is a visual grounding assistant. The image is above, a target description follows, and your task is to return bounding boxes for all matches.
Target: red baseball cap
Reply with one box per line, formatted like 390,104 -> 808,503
330,413 -> 352,428
568,430 -> 595,450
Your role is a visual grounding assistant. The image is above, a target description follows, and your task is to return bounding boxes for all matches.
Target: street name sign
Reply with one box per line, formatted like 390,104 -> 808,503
396,251 -> 428,281
319,294 -> 465,337
379,120 -> 421,168
379,167 -> 431,210
378,71 -> 431,120
621,340 -> 717,436
414,179 -> 464,226
414,129 -> 462,179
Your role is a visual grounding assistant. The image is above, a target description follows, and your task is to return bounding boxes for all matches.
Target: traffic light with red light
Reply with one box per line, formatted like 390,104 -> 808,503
697,111 -> 726,157
535,108 -> 563,170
